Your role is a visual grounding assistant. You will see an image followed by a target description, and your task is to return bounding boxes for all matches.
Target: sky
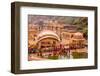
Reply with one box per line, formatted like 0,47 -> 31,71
28,15 -> 84,26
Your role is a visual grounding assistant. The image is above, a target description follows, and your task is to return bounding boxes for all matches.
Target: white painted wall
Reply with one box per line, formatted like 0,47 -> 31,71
0,0 -> 99,76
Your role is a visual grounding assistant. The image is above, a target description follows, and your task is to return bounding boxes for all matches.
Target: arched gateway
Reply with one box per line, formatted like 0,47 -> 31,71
36,30 -> 60,50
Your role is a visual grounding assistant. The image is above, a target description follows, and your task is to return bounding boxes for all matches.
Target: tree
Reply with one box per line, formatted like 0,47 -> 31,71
72,17 -> 88,39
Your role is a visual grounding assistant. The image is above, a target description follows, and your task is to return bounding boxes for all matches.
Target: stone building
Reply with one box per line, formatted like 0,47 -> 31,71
28,20 -> 86,50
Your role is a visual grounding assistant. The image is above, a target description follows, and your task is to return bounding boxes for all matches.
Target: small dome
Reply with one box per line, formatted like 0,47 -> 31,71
73,32 -> 83,39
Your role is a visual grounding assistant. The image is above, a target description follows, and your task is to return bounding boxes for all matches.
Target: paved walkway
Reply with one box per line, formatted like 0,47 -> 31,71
28,54 -> 46,61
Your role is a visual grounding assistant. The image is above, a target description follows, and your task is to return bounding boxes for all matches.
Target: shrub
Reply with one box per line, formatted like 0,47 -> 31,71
72,52 -> 88,59
48,55 -> 58,60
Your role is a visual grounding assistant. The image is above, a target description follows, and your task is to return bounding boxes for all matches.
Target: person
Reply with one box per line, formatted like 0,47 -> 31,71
65,45 -> 70,58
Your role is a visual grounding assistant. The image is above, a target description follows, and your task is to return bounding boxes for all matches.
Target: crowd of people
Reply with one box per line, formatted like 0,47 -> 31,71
28,42 -> 87,59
